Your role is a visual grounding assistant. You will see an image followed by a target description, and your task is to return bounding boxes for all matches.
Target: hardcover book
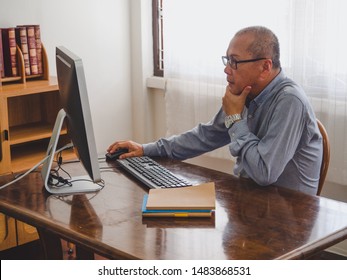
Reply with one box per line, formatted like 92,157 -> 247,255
34,25 -> 42,74
142,182 -> 216,218
1,27 -> 18,77
15,26 -> 31,76
26,25 -> 38,75
142,194 -> 213,217
0,29 -> 4,78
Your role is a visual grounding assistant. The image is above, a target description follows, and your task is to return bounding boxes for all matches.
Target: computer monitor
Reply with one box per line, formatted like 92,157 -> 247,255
41,46 -> 103,195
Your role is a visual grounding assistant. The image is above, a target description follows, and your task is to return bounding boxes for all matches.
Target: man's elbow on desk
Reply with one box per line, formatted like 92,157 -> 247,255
239,169 -> 279,187
250,176 -> 277,187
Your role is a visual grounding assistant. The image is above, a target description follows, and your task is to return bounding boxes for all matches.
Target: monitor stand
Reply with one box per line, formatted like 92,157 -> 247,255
41,109 -> 103,195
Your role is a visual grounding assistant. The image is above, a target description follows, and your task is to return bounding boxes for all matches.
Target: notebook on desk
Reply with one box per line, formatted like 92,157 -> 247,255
142,182 -> 215,218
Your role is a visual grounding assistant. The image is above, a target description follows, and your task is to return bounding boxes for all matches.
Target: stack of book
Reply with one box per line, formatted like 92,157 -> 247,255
142,182 -> 216,218
0,24 -> 42,79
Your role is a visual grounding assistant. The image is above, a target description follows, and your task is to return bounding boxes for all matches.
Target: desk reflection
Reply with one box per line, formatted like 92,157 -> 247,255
142,216 -> 215,228
220,179 -> 318,259
70,195 -> 103,238
47,194 -> 103,239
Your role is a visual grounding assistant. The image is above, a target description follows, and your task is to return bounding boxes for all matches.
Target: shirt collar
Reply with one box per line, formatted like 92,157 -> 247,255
246,69 -> 285,108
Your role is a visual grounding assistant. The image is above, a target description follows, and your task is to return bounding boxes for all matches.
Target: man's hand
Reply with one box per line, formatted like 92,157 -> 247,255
222,86 -> 252,116
107,140 -> 144,159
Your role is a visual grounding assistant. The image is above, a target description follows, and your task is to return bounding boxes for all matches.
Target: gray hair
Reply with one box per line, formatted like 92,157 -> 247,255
235,26 -> 281,69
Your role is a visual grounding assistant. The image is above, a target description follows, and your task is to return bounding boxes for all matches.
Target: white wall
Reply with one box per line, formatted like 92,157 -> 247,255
2,0 -> 347,257
129,0 -> 156,144
0,0 -> 134,153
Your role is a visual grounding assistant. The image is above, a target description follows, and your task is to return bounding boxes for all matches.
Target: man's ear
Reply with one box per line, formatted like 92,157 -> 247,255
259,59 -> 273,80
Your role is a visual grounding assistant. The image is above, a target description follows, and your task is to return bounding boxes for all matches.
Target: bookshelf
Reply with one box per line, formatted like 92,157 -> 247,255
0,42 -> 75,251
0,44 -> 76,174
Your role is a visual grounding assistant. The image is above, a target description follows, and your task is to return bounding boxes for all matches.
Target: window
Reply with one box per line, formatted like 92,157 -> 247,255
152,0 -> 164,77
158,0 -> 347,186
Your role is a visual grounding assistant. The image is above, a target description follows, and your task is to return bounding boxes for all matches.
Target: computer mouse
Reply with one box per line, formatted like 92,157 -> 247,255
105,148 -> 129,161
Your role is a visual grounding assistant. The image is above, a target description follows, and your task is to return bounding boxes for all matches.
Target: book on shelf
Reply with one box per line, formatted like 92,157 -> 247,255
34,25 -> 43,74
25,25 -> 39,75
1,24 -> 43,82
15,26 -> 31,76
1,27 -> 18,77
15,24 -> 43,76
0,28 -> 5,78
142,182 -> 216,218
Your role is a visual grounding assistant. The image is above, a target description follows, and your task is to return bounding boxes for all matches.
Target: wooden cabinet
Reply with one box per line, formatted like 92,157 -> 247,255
0,44 -> 74,251
0,213 -> 17,250
0,77 -> 66,174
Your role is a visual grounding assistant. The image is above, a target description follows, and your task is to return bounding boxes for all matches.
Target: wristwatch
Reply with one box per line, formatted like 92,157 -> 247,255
224,114 -> 242,128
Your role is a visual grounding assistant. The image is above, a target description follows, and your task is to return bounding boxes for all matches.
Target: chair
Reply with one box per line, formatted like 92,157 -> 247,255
316,119 -> 330,196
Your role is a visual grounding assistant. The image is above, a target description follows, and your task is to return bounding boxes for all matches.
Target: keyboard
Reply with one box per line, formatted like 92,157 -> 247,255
117,156 -> 193,189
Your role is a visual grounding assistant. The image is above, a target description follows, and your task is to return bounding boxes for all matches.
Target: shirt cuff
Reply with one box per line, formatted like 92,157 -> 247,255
228,119 -> 249,140
142,142 -> 159,157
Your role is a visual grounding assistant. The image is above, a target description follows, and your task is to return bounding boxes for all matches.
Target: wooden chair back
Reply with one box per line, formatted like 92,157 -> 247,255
316,119 -> 330,196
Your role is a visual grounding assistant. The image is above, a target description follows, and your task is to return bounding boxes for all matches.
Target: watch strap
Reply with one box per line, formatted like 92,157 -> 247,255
225,113 -> 242,128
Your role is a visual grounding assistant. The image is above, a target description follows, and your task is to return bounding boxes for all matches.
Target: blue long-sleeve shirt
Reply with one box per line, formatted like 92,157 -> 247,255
143,71 -> 322,195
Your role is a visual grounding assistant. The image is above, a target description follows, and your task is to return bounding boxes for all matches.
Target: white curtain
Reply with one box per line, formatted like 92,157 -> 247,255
163,0 -> 347,185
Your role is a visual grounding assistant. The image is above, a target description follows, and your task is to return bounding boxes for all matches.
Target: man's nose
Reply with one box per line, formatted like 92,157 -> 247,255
224,65 -> 232,75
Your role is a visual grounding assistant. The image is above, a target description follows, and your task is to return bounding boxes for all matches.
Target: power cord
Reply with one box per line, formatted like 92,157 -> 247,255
0,142 -> 74,190
47,148 -> 105,190
48,149 -> 73,188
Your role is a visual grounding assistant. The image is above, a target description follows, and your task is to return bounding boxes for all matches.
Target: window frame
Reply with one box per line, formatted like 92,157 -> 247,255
152,0 -> 164,77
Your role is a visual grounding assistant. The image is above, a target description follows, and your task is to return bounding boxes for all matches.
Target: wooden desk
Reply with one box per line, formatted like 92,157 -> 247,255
1,158 -> 347,259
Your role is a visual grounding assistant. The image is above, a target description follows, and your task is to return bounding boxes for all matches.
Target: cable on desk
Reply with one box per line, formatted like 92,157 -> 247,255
48,148 -> 73,188
0,143 -> 74,190
47,149 -> 105,190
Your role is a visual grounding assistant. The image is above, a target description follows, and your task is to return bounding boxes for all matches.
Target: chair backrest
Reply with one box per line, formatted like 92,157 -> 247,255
316,119 -> 330,196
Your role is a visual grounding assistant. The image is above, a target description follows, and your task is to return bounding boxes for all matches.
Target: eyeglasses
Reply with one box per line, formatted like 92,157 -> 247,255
222,56 -> 268,70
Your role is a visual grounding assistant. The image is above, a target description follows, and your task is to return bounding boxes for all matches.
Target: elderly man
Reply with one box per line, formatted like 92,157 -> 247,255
108,26 -> 322,195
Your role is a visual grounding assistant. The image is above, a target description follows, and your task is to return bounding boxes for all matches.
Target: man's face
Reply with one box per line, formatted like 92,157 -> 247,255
224,34 -> 262,97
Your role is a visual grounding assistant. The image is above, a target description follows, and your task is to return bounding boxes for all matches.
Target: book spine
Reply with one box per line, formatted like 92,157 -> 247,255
0,29 -> 5,78
142,211 -> 212,218
26,26 -> 38,75
34,25 -> 42,74
8,28 -> 18,77
15,26 -> 31,76
1,28 -> 18,77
